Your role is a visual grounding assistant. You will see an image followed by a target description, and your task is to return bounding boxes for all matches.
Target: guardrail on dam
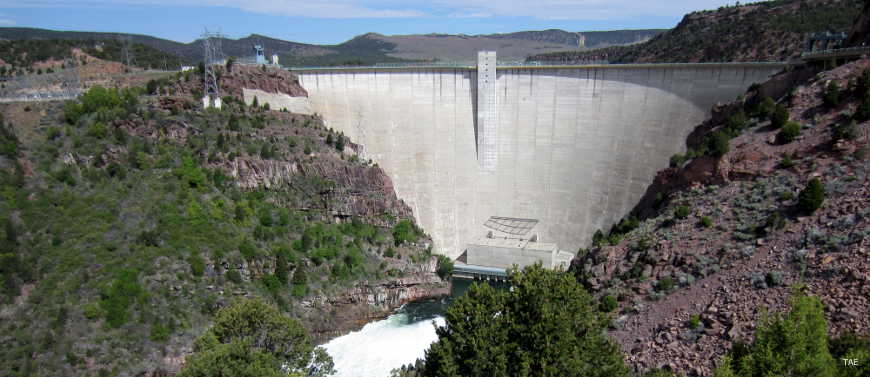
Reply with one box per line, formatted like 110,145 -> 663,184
292,57 -> 785,258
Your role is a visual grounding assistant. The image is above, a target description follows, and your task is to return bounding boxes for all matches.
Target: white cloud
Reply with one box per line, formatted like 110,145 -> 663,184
447,12 -> 493,19
0,0 -> 763,20
0,0 -> 424,18
214,0 -> 426,18
428,0 -> 763,20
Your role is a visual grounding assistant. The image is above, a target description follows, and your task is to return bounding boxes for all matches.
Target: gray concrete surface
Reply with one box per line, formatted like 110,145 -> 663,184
477,51 -> 498,172
466,236 -> 565,271
295,64 -> 782,258
243,88 -> 313,115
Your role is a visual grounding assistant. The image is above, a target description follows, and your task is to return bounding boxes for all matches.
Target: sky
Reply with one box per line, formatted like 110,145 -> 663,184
0,0 -> 761,45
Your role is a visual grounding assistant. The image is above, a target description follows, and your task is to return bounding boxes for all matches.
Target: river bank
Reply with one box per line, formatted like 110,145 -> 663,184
323,299 -> 448,377
297,257 -> 452,345
319,278 -> 510,376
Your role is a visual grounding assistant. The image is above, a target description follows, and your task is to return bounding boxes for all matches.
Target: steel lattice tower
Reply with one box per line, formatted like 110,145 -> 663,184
201,29 -> 224,108
119,36 -> 136,68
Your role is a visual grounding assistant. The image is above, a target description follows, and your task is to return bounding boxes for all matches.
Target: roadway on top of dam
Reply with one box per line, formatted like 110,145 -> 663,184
288,61 -> 789,72
291,62 -> 790,118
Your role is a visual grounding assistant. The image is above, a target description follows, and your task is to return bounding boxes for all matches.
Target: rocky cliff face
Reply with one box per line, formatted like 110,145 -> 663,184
573,58 -> 870,376
220,64 -> 308,98
299,257 -> 450,343
199,251 -> 449,344
224,153 -> 413,227
162,63 -> 307,103
847,0 -> 870,46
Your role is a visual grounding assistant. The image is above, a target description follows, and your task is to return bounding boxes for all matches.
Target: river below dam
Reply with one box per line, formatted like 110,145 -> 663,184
323,279 -> 480,377
323,299 -> 446,377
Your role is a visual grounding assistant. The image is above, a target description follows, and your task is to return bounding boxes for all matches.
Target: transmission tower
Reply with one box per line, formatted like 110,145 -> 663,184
201,28 -> 224,109
119,36 -> 136,68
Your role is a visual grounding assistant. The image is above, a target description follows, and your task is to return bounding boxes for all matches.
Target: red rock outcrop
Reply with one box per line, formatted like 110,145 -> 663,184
576,58 -> 870,376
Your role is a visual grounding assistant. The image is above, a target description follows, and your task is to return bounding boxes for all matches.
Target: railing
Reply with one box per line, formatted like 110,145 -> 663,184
453,262 -> 508,281
287,60 -> 611,70
802,45 -> 870,59
501,60 -> 610,66
288,62 -> 475,71
287,60 -> 790,71
0,90 -> 82,103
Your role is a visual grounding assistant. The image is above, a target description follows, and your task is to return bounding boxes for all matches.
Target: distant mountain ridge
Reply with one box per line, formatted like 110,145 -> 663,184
529,0 -> 863,63
0,28 -> 329,64
0,27 -> 665,66
487,29 -> 665,48
357,29 -> 664,62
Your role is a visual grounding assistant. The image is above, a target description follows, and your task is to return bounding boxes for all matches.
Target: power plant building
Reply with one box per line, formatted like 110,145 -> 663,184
464,237 -> 573,271
453,217 -> 574,280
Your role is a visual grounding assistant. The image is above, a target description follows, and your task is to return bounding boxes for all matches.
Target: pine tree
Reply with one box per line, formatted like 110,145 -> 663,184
216,132 -> 227,152
422,264 -> 629,377
178,298 -> 334,377
798,178 -> 825,214
714,293 -> 836,377
4,218 -> 17,246
275,253 -> 289,284
335,133 -> 345,152
292,266 -> 307,285
822,81 -> 840,108
771,104 -> 790,129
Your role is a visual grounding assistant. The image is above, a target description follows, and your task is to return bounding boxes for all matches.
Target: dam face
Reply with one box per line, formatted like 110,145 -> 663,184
294,62 -> 782,258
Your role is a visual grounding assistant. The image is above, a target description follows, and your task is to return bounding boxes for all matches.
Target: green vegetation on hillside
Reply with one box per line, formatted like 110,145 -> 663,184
84,38 -> 183,69
0,38 -> 182,74
178,298 -> 334,377
0,78 -> 431,375
715,291 -> 869,377
418,264 -> 629,377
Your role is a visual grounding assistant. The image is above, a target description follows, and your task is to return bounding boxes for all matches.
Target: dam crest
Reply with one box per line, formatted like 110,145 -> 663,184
287,54 -> 784,258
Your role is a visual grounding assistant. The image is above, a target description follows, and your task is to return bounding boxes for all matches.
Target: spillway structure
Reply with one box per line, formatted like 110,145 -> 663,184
288,54 -> 785,259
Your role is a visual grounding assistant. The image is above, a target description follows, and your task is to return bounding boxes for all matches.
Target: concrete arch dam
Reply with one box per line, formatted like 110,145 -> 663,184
293,62 -> 783,258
